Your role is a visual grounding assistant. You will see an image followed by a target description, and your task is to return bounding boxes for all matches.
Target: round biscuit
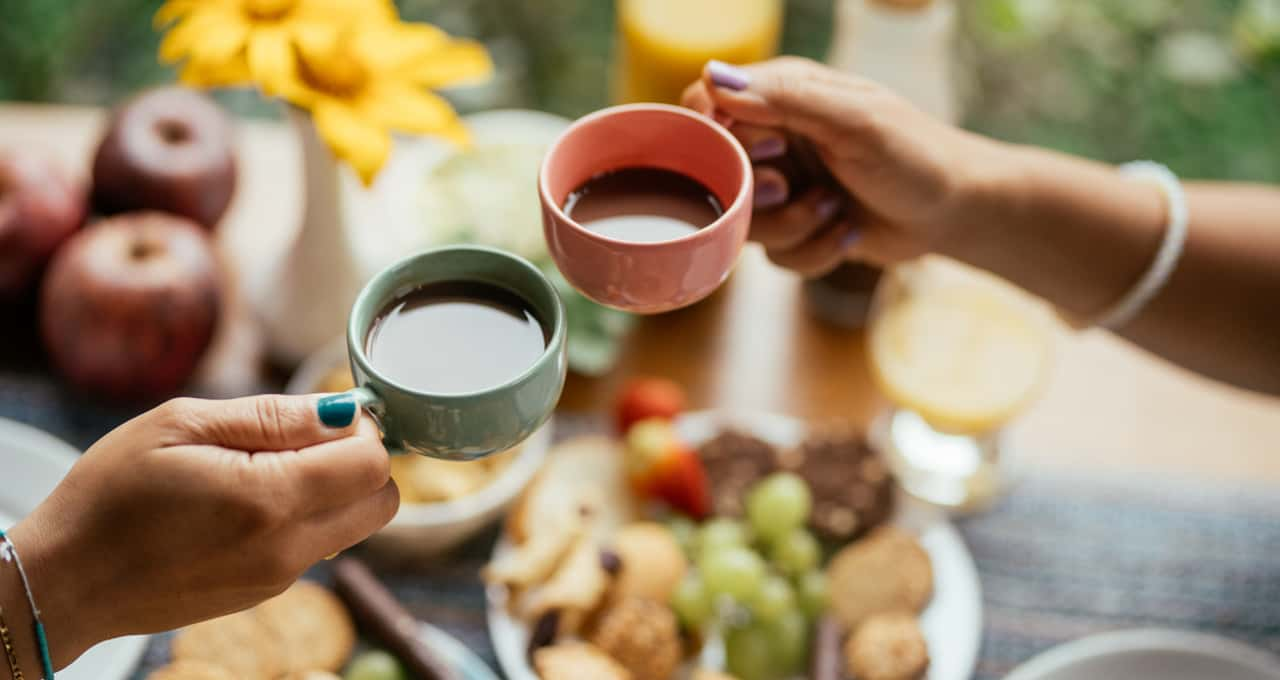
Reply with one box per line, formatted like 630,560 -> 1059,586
827,526 -> 933,629
254,581 -> 356,673
171,610 -> 287,680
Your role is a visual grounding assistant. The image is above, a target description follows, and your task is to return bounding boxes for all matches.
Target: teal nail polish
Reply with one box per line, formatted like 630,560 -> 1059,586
318,393 -> 357,428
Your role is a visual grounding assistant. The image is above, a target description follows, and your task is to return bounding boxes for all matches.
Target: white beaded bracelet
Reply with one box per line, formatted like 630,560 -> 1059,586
1092,161 -> 1189,330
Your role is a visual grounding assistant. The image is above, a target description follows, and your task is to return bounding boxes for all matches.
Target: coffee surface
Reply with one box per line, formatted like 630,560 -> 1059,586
366,280 -> 547,394
564,166 -> 724,243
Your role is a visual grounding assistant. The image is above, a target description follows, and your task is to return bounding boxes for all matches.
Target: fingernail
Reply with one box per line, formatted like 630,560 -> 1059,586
749,136 -> 786,161
755,178 -> 787,208
708,60 -> 751,91
317,393 -> 357,428
840,227 -> 862,250
816,196 -> 844,224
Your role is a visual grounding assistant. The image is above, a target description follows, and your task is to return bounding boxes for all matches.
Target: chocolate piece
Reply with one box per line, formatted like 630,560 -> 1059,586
332,558 -> 457,680
811,616 -> 843,680
527,610 -> 561,662
697,431 -> 779,517
784,428 -> 894,541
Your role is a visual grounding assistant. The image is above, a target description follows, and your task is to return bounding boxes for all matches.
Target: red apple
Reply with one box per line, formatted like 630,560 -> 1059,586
40,212 -> 222,400
91,87 -> 236,230
0,148 -> 86,297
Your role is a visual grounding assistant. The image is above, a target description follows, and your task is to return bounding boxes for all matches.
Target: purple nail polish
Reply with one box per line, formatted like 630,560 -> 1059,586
708,60 -> 751,91
755,180 -> 787,208
749,136 -> 786,161
816,196 -> 843,224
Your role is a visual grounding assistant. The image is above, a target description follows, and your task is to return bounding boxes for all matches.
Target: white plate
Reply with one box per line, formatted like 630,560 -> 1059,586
0,418 -> 149,680
487,410 -> 983,680
1003,629 -> 1280,680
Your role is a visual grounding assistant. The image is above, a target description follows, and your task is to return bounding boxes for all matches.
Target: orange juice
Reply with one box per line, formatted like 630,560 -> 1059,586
614,0 -> 784,104
868,259 -> 1051,435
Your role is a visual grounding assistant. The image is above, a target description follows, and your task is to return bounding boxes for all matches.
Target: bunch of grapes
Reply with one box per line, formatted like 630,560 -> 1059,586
667,473 -> 829,680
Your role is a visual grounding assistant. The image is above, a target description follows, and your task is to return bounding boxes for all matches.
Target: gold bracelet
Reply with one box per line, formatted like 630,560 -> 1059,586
0,606 -> 24,680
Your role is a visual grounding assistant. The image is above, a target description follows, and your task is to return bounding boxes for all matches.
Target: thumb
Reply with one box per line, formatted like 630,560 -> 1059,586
702,57 -> 856,143
159,393 -> 362,453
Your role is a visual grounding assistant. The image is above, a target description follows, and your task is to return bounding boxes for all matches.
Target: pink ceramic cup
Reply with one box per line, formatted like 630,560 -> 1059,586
540,103 -> 753,314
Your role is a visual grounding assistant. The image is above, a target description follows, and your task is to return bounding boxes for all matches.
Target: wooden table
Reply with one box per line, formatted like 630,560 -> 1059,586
6,103 -> 1280,483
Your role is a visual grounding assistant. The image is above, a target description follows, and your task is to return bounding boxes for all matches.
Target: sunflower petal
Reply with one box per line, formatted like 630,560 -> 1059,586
180,54 -> 252,88
153,0 -> 197,29
298,0 -> 397,22
359,83 -> 463,136
405,40 -> 493,88
247,28 -> 294,95
351,22 -> 447,71
188,18 -> 249,70
313,99 -> 391,186
159,11 -> 238,63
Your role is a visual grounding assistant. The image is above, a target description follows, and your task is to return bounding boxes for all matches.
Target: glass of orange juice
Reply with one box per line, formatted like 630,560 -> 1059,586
867,257 -> 1053,511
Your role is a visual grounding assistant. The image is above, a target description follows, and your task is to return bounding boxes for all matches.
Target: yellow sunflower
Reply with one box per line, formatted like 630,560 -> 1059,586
275,21 -> 492,185
155,0 -> 395,92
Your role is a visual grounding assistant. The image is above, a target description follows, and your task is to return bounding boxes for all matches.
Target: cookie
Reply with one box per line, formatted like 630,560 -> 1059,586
533,643 -> 632,680
844,612 -> 929,680
827,527 -> 933,629
780,427 -> 894,541
609,523 -> 687,604
586,596 -> 682,680
255,581 -> 356,673
171,610 -> 286,680
146,661 -> 237,680
697,431 -> 779,517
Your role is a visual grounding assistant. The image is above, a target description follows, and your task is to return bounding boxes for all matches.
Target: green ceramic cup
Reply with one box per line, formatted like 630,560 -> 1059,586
344,245 -> 567,460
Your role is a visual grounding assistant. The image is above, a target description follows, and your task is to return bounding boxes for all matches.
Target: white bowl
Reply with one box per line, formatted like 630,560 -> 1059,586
287,339 -> 550,558
1003,629 -> 1280,680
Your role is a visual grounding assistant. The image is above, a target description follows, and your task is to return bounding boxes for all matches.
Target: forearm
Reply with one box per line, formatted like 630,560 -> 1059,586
944,143 -> 1280,394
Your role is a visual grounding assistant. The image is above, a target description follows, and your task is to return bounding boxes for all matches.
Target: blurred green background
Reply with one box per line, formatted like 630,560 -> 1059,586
3,0 -> 1279,181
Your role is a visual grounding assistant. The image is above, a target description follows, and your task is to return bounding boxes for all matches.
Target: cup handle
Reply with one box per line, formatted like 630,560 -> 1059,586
347,386 -> 404,456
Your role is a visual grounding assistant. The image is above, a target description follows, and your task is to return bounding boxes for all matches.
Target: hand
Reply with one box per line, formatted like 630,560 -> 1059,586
3,393 -> 398,669
682,57 -> 1008,276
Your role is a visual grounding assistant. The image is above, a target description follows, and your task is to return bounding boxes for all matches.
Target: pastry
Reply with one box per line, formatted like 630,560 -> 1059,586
506,436 -> 634,545
844,612 -> 929,680
609,522 -> 688,604
533,643 -> 632,680
780,426 -> 894,541
171,610 -> 286,680
697,431 -> 779,517
827,527 -> 933,629
255,581 -> 356,673
521,535 -> 612,627
586,596 -> 682,680
146,661 -> 237,680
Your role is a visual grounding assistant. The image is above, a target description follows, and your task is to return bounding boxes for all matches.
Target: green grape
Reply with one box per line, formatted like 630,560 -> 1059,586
699,518 -> 750,554
747,473 -> 813,542
345,650 -> 406,680
671,573 -> 714,631
771,528 -> 820,576
796,570 -> 830,620
751,575 -> 796,624
666,515 -> 699,557
725,622 -> 780,680
701,545 -> 767,603
768,610 -> 810,675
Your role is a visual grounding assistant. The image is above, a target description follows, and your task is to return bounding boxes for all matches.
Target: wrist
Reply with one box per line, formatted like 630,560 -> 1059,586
7,517 -> 94,671
934,135 -> 1032,266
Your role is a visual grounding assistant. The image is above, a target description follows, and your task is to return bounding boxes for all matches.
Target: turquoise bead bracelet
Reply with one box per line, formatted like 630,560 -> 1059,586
0,529 -> 52,680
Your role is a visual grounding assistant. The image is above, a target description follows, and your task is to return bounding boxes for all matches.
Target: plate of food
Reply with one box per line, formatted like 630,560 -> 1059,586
0,417 -> 150,680
483,381 -> 982,680
287,340 -> 551,557
147,557 -> 499,680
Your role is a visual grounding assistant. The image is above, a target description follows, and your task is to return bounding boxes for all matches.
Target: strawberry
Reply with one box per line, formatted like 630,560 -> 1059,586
625,418 -> 711,519
614,377 -> 687,434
